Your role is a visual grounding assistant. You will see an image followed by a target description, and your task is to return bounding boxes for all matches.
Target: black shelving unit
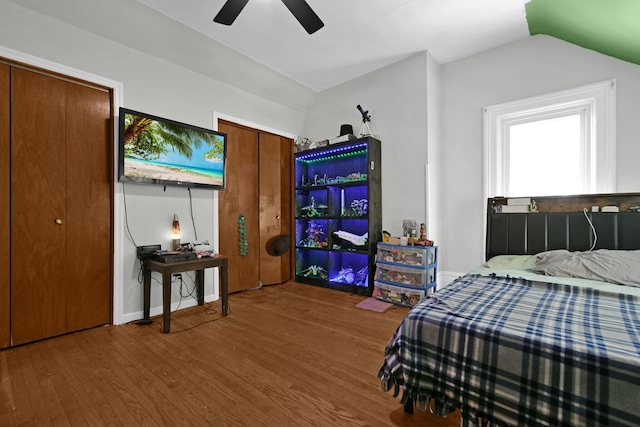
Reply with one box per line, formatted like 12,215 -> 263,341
294,137 -> 382,295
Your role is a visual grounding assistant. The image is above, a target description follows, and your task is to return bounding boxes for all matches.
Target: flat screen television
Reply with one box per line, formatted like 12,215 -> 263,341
118,107 -> 227,190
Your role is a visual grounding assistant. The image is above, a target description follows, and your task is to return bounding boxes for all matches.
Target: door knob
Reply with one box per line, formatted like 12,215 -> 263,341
55,218 -> 63,225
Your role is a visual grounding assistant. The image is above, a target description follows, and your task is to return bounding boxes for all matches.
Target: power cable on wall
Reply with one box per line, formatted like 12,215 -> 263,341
583,208 -> 598,251
188,188 -> 199,241
122,183 -> 139,248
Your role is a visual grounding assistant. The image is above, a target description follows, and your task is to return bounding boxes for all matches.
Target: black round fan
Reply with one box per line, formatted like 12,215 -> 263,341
214,0 -> 324,34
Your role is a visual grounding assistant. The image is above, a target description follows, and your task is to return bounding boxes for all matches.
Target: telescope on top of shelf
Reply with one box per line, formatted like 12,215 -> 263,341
357,104 -> 374,137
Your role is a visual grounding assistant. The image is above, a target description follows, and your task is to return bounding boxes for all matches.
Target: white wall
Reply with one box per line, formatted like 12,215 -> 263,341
0,0 -> 313,322
302,52 -> 433,239
440,35 -> 640,274
426,52 -> 442,247
4,0 -> 640,310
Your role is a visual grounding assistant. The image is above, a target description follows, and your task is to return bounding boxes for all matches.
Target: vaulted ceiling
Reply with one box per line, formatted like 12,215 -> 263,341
139,0 -> 530,91
136,0 -> 639,92
12,0 -> 638,92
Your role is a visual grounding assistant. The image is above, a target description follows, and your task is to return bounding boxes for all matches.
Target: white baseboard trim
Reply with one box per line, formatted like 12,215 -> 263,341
438,271 -> 466,289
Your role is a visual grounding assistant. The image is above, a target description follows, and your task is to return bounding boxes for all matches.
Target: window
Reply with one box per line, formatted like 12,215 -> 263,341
484,80 -> 616,199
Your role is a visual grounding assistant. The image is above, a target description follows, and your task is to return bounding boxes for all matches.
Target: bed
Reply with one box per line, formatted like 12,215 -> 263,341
378,194 -> 640,427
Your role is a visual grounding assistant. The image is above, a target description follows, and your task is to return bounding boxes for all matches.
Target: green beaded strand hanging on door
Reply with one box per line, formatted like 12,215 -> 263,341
237,214 -> 248,256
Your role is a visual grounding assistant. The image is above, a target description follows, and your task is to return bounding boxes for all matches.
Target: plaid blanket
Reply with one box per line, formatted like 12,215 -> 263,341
378,274 -> 640,426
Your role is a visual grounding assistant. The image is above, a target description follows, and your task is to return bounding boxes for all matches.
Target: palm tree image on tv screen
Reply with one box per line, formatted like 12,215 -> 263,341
121,111 -> 225,188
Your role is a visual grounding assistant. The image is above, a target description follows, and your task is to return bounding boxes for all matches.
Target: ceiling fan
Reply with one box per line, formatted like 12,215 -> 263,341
214,0 -> 324,34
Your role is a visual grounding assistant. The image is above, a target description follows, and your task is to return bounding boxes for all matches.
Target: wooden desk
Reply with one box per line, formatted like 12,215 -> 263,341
142,255 -> 228,333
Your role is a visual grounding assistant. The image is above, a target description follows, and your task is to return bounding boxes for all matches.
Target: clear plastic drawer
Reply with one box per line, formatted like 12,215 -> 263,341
374,261 -> 428,288
377,243 -> 437,267
374,281 -> 425,307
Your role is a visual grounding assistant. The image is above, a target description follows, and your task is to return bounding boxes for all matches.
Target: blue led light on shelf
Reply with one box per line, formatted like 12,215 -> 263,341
296,143 -> 368,163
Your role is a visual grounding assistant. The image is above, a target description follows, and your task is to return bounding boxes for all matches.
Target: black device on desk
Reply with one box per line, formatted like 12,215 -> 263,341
151,251 -> 198,263
137,244 -> 161,260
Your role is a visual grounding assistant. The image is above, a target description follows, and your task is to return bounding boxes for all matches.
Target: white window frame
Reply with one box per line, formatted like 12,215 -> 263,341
483,79 -> 616,202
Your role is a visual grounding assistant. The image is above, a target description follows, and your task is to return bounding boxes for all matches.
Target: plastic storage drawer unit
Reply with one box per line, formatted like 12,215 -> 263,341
374,243 -> 438,307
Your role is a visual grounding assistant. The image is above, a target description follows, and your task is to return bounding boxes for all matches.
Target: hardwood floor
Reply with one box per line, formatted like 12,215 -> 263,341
0,281 -> 460,426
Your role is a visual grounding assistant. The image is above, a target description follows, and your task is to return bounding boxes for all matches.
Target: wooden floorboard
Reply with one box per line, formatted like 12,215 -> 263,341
0,281 -> 460,426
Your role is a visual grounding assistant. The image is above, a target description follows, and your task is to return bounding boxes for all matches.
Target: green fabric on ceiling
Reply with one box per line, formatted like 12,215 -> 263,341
526,0 -> 640,65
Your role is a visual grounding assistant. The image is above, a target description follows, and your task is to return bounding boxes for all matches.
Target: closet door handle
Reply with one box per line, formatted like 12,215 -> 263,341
55,218 -> 64,225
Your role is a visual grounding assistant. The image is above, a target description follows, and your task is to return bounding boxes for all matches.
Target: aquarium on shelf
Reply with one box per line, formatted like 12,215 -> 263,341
327,185 -> 368,217
296,219 -> 328,248
328,251 -> 369,288
295,142 -> 370,188
295,249 -> 329,280
296,190 -> 329,218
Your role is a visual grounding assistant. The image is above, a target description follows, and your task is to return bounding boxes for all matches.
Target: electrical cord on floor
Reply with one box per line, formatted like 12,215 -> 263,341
130,277 -> 230,331
129,302 -> 229,331
162,302 -> 230,334
168,315 -> 225,334
132,318 -> 153,326
242,281 -> 263,292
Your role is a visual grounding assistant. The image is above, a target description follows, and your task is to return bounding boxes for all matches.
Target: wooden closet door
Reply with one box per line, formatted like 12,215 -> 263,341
64,79 -> 112,331
10,68 -> 112,345
218,120 -> 293,292
218,121 -> 260,293
0,64 -> 9,349
11,68 -> 68,345
259,133 -> 292,285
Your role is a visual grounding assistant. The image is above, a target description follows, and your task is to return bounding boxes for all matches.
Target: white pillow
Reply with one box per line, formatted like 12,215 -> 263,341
484,254 -> 538,270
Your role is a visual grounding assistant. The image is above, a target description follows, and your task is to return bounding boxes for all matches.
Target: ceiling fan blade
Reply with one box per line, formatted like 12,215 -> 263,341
281,0 -> 324,34
214,0 -> 250,25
